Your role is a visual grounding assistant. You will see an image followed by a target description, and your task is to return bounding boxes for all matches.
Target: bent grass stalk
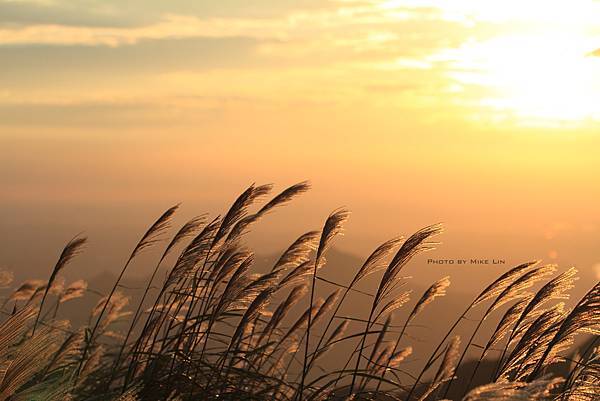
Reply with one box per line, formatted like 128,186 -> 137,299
3,183 -> 598,401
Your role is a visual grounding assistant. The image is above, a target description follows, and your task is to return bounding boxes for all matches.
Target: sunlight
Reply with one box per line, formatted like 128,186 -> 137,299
377,0 -> 600,125
448,33 -> 600,124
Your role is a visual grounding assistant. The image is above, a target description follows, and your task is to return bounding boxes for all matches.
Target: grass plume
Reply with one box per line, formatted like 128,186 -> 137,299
0,182 -> 597,401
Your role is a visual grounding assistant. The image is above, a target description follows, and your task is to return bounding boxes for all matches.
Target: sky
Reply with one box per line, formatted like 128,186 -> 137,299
2,0 -> 600,290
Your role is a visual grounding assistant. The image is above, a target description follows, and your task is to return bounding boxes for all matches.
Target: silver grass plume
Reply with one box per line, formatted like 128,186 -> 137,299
530,280 -> 600,378
312,289 -> 342,324
462,375 -> 563,401
500,303 -> 566,379
512,267 -> 578,336
44,328 -> 85,373
379,225 -> 443,302
352,236 -> 404,284
131,205 -> 179,259
301,209 -> 349,397
473,261 -> 539,308
0,271 -> 13,288
212,184 -> 272,248
563,348 -> 600,401
59,280 -> 88,303
167,216 -> 221,286
0,307 -> 37,359
212,255 -> 255,315
483,296 -> 532,358
418,336 -> 461,401
78,205 -> 178,379
408,276 -> 451,323
377,290 -> 412,321
0,326 -> 61,400
8,280 -> 45,302
277,299 -> 324,347
272,231 -> 320,273
32,235 -> 87,334
390,346 -> 413,368
227,181 -> 311,243
229,287 -> 274,350
162,215 -> 207,261
315,209 -> 350,267
279,260 -> 315,289
488,264 -> 557,314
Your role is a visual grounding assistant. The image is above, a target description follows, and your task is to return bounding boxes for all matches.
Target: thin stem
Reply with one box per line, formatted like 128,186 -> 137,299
296,258 -> 319,400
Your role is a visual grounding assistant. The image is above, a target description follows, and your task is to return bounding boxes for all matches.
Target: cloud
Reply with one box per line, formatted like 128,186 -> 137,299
0,1 -> 142,27
0,0 -> 339,28
0,36 -> 263,91
0,14 -> 291,47
0,97 -> 232,127
0,3 -> 471,48
0,0 -> 507,126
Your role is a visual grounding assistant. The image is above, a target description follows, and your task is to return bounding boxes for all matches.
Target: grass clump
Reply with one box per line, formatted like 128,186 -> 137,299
0,182 -> 598,401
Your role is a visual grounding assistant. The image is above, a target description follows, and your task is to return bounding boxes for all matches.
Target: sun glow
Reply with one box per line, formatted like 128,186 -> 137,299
379,0 -> 600,125
443,2 -> 600,125
447,33 -> 600,124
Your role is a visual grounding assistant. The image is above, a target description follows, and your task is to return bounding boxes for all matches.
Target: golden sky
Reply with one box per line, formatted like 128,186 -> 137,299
2,1 -> 600,286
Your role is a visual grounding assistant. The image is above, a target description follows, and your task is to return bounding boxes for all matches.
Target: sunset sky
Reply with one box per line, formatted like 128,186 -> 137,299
2,1 -> 600,288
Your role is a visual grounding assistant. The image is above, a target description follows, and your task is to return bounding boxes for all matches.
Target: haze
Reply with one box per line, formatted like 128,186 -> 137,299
2,1 -> 600,294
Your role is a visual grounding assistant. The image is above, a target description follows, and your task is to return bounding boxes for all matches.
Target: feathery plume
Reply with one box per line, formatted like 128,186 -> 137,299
390,346 -> 413,368
484,296 -> 532,357
162,215 -> 207,259
272,231 -> 320,272
353,237 -> 404,284
488,265 -> 557,314
530,281 -> 600,378
0,326 -> 61,399
0,270 -> 13,288
315,209 -> 350,266
131,205 -> 179,259
212,184 -> 272,247
167,216 -> 221,286
473,261 -> 539,308
33,235 -> 87,333
227,181 -> 311,242
462,376 -> 563,401
9,280 -> 45,302
408,276 -> 451,322
378,290 -> 412,319
379,225 -> 443,301
59,280 -> 88,303
501,303 -> 566,379
0,307 -> 37,357
515,267 -> 578,332
417,336 -> 461,401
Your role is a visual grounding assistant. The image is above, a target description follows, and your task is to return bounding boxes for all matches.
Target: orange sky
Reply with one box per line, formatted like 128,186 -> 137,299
1,1 -> 600,288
